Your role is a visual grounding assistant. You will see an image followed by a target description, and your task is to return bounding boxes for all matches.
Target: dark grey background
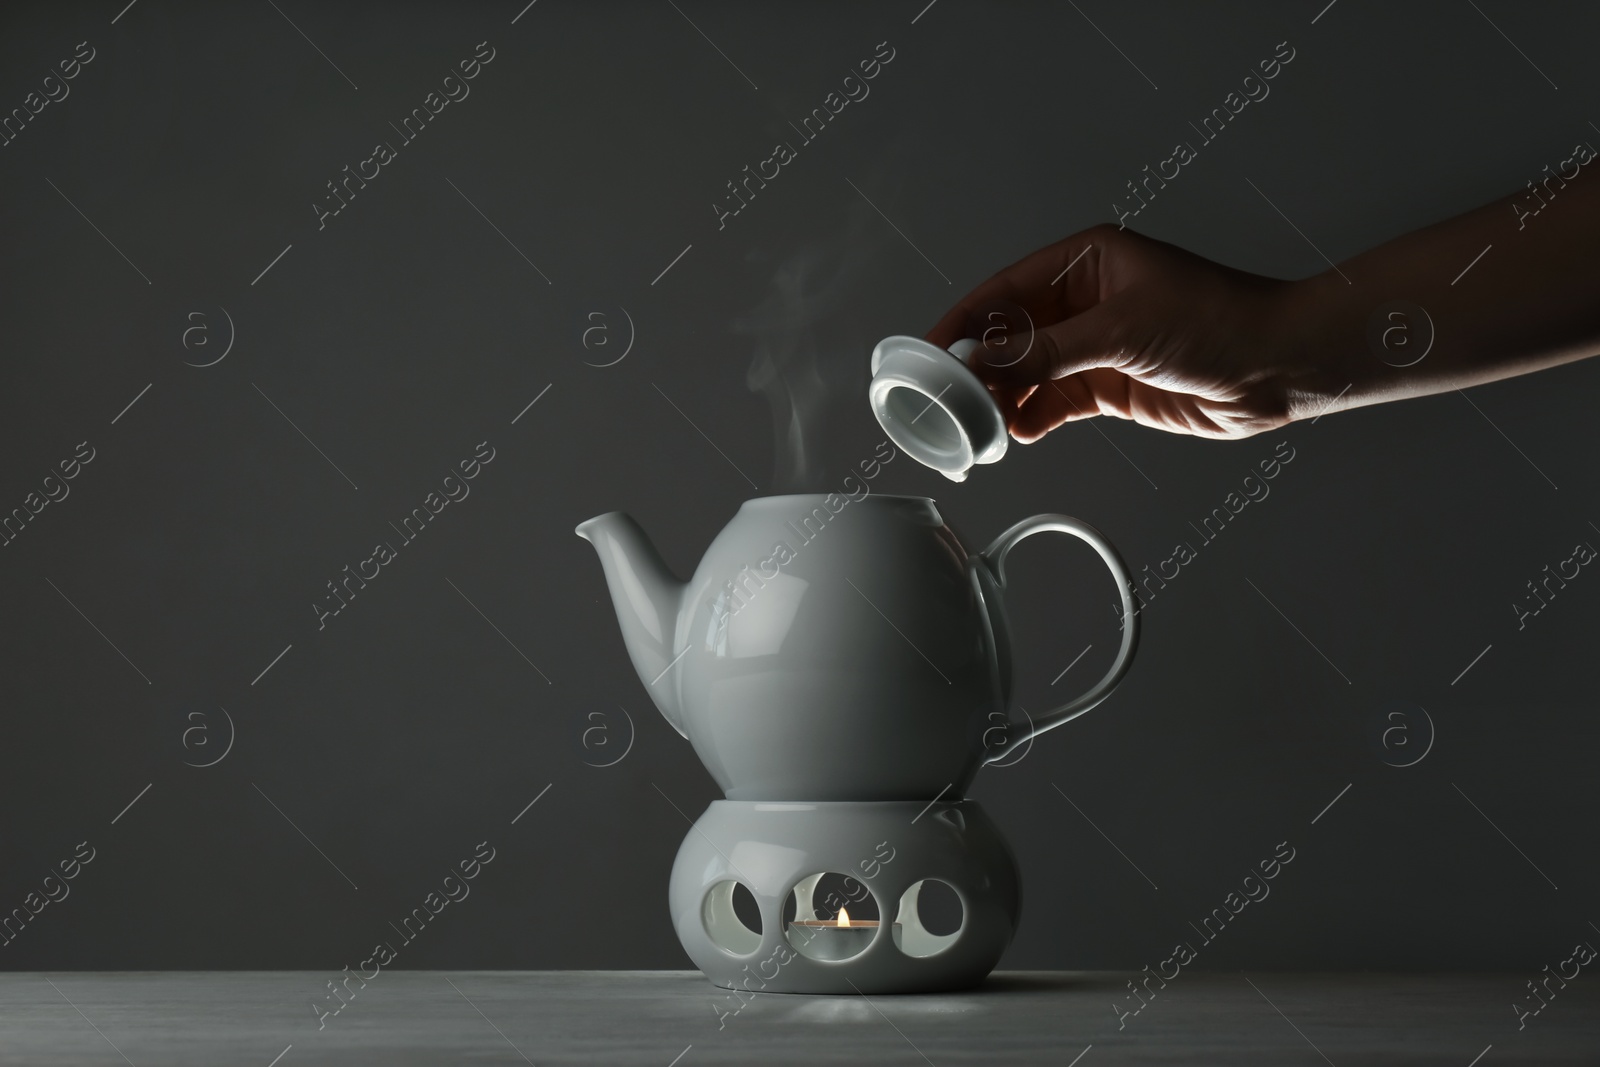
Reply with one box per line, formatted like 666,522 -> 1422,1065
1,0 -> 1595,974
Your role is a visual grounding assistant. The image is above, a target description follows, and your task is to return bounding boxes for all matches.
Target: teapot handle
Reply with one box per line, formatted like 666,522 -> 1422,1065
977,514 -> 1140,763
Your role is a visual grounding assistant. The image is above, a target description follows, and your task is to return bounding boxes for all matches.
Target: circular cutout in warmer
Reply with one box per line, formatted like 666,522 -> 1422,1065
701,879 -> 763,957
783,872 -> 883,962
893,879 -> 965,957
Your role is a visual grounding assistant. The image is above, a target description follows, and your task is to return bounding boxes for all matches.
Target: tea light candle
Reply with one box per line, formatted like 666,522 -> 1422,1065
788,907 -> 882,962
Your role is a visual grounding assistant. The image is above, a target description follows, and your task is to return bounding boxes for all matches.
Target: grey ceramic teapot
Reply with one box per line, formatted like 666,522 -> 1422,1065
577,493 -> 1138,801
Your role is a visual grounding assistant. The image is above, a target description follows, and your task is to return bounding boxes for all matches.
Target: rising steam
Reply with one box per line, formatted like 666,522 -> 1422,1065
730,197 -> 880,492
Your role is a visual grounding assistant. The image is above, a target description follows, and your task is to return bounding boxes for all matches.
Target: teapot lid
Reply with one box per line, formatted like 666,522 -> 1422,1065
868,336 -> 1008,482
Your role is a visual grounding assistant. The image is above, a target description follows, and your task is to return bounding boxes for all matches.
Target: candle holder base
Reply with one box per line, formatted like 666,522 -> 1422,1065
669,799 -> 1020,995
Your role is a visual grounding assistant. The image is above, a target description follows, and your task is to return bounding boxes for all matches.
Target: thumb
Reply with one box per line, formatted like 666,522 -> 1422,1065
965,301 -> 1128,388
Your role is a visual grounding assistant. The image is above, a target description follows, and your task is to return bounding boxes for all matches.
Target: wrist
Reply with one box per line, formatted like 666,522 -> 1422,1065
1267,270 -> 1364,423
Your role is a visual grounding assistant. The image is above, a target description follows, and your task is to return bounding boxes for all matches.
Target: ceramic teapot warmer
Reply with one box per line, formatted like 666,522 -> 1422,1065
578,494 -> 1139,993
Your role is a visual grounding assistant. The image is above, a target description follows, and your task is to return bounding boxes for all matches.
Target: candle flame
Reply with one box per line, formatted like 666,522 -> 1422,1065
836,907 -> 851,928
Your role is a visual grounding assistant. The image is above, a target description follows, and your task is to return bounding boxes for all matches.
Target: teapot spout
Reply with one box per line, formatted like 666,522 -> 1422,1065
575,512 -> 689,737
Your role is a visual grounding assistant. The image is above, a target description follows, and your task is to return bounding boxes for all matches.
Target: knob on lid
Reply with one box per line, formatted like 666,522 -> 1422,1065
868,335 -> 1008,481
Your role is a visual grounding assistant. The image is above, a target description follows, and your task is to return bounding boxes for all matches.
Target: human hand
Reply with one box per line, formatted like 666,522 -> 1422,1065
926,225 -> 1332,441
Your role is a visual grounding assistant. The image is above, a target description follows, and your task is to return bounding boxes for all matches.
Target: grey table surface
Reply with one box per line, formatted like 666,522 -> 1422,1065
0,971 -> 1594,1066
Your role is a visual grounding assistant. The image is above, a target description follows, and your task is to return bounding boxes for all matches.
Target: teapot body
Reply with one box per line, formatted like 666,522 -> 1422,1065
670,494 -> 1010,801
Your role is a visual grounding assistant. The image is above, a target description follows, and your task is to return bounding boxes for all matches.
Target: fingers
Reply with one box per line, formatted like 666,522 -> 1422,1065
967,300 -> 1130,389
1010,372 -> 1282,441
1010,370 -> 1128,441
1010,378 -> 1089,443
926,300 -> 981,352
984,382 -> 1035,434
924,226 -> 1118,350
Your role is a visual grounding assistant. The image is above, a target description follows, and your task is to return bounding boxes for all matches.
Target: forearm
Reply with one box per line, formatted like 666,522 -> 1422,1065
1277,167 -> 1600,420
